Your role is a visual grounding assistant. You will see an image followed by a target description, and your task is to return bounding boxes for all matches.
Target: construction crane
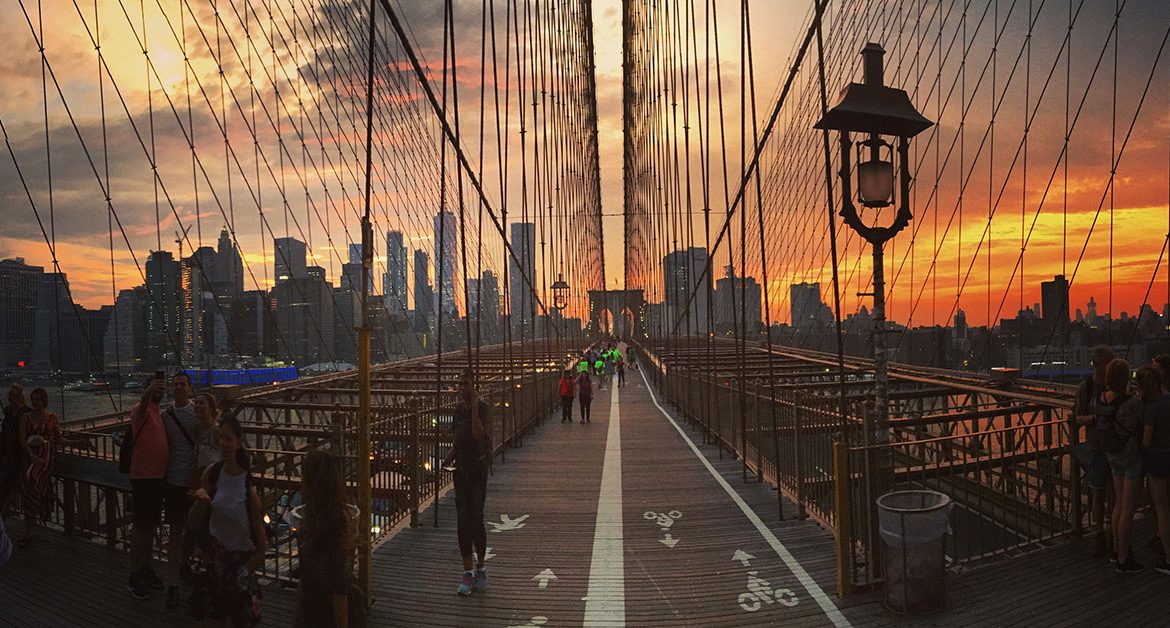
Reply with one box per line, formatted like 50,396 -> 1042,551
174,224 -> 193,259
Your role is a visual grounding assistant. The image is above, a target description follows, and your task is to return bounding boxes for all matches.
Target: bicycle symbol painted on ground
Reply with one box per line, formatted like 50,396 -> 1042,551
737,570 -> 798,612
643,510 -> 682,529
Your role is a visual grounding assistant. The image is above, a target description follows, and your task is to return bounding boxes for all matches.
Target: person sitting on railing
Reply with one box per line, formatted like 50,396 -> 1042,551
1101,359 -> 1144,573
441,368 -> 491,597
294,450 -> 359,628
1071,345 -> 1116,560
192,416 -> 267,626
0,384 -> 30,517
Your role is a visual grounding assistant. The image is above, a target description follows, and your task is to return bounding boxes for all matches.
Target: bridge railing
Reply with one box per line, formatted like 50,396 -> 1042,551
42,359 -> 562,585
642,340 -> 1080,593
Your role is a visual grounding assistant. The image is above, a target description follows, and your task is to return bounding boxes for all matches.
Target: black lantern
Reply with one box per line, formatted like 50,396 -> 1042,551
551,273 -> 570,311
814,43 -> 932,245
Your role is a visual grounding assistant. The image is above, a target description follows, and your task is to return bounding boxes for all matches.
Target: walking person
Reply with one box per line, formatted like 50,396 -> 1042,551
128,374 -> 170,600
1101,359 -> 1144,572
0,384 -> 30,515
558,370 -> 575,424
616,357 -> 626,388
161,372 -> 201,609
441,369 -> 491,596
1071,346 -> 1115,558
577,372 -> 593,424
294,450 -> 359,628
192,416 -> 266,627
1139,365 -> 1170,574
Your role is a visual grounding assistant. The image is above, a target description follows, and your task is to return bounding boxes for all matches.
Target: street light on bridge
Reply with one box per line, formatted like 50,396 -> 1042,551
814,42 -> 932,491
551,273 -> 571,312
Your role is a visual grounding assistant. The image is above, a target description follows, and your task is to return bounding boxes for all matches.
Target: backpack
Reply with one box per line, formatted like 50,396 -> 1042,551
118,423 -> 134,474
1096,394 -> 1134,455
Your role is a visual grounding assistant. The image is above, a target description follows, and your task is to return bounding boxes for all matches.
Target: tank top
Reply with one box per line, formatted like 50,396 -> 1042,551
209,468 -> 255,552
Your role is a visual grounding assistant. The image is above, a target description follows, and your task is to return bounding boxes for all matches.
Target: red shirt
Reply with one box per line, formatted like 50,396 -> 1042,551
130,401 -> 169,480
559,377 -> 575,397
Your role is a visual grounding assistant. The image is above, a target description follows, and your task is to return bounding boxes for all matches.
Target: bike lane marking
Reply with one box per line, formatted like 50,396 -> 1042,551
584,382 -> 625,626
637,367 -> 851,628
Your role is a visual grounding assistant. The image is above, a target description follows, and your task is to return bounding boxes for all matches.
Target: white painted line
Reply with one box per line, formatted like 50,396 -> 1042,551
637,368 -> 851,628
584,384 -> 624,626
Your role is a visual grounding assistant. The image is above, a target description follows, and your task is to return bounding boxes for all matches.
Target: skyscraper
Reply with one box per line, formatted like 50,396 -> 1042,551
790,282 -> 830,332
714,265 -> 762,336
509,222 -> 536,334
145,250 -> 182,369
662,247 -> 710,335
103,286 -> 148,373
1041,274 -> 1070,338
434,210 -> 459,319
0,257 -> 43,368
413,249 -> 433,321
213,227 -> 244,297
274,237 -> 307,283
384,230 -> 408,315
183,247 -> 218,364
348,243 -> 363,265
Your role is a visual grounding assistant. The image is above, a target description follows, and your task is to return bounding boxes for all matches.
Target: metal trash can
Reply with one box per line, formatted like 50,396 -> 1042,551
877,490 -> 952,614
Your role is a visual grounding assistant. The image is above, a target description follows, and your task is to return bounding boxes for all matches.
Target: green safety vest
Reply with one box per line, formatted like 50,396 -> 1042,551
578,361 -> 589,373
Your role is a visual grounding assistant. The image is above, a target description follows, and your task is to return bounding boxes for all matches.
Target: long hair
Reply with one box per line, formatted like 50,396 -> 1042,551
197,392 -> 221,422
219,415 -> 250,470
301,449 -> 352,557
1136,366 -> 1163,403
1105,359 -> 1131,395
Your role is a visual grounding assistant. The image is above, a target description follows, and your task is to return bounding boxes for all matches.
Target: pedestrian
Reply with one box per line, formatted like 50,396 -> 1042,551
593,355 -> 604,377
559,370 -> 575,423
1071,345 -> 1115,559
160,372 -> 201,609
17,387 -> 63,545
1,384 -> 30,514
184,392 -> 222,582
616,357 -> 626,388
1139,365 -> 1170,575
0,509 -> 11,569
192,416 -> 267,626
1102,359 -> 1144,572
627,346 -> 637,371
294,450 -> 358,628
441,369 -> 491,596
128,374 -> 170,600
577,372 -> 593,424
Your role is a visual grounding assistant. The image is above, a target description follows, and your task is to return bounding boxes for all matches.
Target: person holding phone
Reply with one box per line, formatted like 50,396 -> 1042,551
441,369 -> 491,596
127,373 -> 170,600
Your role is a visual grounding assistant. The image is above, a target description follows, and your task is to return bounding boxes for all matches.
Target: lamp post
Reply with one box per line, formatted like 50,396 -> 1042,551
814,43 -> 932,495
552,273 -> 570,313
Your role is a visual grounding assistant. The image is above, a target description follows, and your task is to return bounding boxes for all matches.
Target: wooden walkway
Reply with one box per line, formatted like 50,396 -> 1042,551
5,362 -> 1170,625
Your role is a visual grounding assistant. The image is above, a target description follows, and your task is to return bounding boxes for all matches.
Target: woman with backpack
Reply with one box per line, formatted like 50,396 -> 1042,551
193,416 -> 267,626
294,450 -> 359,628
1102,359 -> 1145,572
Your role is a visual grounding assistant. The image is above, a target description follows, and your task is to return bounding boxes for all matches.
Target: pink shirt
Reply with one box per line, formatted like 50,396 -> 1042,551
130,401 -> 169,480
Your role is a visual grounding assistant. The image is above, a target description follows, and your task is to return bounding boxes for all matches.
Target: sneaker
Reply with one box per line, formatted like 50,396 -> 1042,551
165,586 -> 180,610
126,574 -> 149,601
1154,561 -> 1170,575
140,566 -> 164,589
1116,558 -> 1144,574
1110,551 -> 1119,565
475,567 -> 488,591
457,572 -> 474,596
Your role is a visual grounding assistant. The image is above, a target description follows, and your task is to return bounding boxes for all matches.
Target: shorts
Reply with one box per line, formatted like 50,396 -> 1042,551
131,479 -> 191,529
1107,454 -> 1144,481
1144,451 -> 1170,479
1071,444 -> 1110,490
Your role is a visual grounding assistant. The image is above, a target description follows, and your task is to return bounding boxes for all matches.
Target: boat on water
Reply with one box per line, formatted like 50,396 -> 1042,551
64,380 -> 110,393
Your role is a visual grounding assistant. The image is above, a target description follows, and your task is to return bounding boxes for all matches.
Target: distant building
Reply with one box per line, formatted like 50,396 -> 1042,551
213,227 -> 244,298
384,230 -> 408,315
509,222 -> 536,335
434,210 -> 459,319
274,237 -> 307,283
954,308 -> 968,339
790,282 -> 831,333
0,257 -> 43,369
272,265 -> 334,365
413,249 -> 434,325
104,286 -> 148,373
31,272 -> 97,373
231,290 -> 275,359
663,247 -> 710,335
145,251 -> 183,369
1086,296 -> 1099,327
182,249 -> 218,365
714,265 -> 762,336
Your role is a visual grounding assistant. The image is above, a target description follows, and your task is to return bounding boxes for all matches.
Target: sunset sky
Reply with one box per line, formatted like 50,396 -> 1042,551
1,0 -> 1167,328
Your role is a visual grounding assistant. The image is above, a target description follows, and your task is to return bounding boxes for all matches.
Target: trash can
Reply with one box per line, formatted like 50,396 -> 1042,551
877,490 -> 952,614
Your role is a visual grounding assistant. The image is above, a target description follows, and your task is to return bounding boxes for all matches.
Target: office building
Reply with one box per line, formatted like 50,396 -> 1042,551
434,210 -> 459,319
384,230 -> 408,315
510,222 -> 536,334
274,237 -> 307,283
145,250 -> 183,369
0,257 -> 43,368
663,247 -> 710,335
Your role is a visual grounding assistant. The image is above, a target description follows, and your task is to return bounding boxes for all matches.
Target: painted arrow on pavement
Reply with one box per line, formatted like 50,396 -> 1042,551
533,568 -> 558,589
659,533 -> 680,548
489,514 -> 530,533
732,549 -> 755,567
